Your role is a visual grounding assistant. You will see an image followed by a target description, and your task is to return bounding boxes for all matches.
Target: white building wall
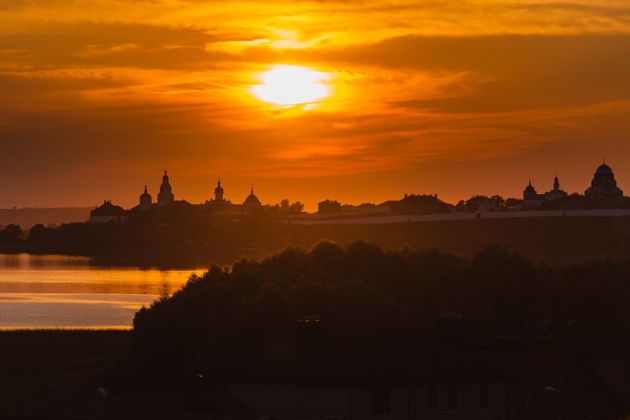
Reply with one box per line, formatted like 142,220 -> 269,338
285,209 -> 630,226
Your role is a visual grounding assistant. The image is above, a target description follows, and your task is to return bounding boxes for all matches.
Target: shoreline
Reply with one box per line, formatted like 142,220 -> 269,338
0,326 -> 133,331
5,215 -> 630,268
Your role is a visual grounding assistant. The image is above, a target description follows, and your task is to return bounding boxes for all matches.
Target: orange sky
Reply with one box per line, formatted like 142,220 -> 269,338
1,0 -> 630,211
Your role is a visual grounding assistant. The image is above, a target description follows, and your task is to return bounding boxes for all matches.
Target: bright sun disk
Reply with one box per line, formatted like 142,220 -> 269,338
252,65 -> 330,106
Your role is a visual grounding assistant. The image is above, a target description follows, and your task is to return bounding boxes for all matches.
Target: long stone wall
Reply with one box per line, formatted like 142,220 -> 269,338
286,209 -> 630,225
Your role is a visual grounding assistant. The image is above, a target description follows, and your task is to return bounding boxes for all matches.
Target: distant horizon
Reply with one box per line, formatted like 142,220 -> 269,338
1,160 -> 623,212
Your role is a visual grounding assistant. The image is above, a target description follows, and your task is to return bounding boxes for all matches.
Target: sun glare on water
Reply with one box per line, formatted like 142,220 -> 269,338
251,65 -> 330,107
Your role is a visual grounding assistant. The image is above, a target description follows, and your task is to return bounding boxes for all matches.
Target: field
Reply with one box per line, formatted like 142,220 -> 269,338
0,330 -> 130,418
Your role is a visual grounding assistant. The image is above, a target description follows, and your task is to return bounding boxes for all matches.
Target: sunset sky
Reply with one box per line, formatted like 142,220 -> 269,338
1,0 -> 630,211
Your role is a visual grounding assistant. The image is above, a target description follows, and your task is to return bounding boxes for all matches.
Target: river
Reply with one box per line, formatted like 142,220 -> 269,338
0,254 -> 203,329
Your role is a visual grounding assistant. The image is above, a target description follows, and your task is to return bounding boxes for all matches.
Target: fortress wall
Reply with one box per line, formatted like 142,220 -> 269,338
286,209 -> 630,225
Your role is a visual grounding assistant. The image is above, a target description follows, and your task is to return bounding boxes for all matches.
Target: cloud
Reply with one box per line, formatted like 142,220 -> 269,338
1,1 -> 630,207
0,22 -> 244,71
300,34 -> 630,112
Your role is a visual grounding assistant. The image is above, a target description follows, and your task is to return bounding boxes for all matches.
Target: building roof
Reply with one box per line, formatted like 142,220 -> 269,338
90,200 -> 128,217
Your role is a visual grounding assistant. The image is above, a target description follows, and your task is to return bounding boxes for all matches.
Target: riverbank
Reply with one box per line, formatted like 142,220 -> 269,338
0,329 -> 130,418
4,215 -> 630,268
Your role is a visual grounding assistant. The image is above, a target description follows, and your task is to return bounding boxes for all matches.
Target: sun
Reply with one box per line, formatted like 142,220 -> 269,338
251,65 -> 330,107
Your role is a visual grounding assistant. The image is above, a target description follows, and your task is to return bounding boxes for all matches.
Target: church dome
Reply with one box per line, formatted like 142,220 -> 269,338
524,181 -> 536,194
595,163 -> 613,175
243,187 -> 261,206
585,161 -> 623,199
140,185 -> 151,200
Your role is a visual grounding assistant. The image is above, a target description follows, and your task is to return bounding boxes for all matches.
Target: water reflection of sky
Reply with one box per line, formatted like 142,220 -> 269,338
0,254 -> 205,329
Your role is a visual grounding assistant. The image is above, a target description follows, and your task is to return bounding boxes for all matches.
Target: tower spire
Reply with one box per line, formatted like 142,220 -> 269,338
158,168 -> 174,205
214,177 -> 224,202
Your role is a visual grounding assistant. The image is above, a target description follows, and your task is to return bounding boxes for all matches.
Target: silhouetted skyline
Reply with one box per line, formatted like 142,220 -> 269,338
85,161 -> 628,215
1,2 -> 630,210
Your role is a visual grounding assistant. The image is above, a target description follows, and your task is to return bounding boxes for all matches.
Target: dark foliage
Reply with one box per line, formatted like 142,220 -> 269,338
0,224 -> 22,244
123,241 -> 630,391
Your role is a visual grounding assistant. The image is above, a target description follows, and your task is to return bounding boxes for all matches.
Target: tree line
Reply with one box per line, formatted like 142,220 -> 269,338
118,240 -> 630,390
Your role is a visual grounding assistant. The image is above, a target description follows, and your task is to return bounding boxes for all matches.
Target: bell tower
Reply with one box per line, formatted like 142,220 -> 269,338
214,179 -> 224,202
157,170 -> 174,206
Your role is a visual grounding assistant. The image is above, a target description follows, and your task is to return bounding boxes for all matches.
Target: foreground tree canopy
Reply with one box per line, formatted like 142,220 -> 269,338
125,241 -> 630,389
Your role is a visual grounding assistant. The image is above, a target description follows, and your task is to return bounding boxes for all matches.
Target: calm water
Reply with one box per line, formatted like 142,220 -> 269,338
0,254 -> 203,329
